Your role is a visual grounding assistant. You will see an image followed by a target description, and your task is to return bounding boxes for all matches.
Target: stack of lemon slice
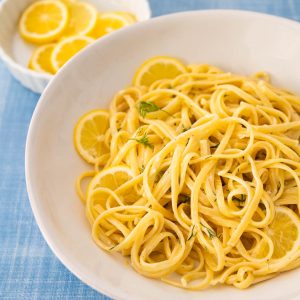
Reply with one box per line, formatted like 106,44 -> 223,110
19,0 -> 135,74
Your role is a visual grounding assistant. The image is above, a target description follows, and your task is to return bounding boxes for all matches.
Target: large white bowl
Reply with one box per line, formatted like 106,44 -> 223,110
26,10 -> 300,300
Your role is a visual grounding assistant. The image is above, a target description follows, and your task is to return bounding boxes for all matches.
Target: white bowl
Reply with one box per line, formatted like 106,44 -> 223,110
26,10 -> 300,300
0,0 -> 151,93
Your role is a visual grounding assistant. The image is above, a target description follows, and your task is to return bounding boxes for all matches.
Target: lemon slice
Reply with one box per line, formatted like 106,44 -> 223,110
90,13 -> 131,39
29,44 -> 55,74
88,166 -> 134,192
51,35 -> 94,72
19,0 -> 69,44
133,56 -> 187,86
63,1 -> 98,36
266,206 -> 300,259
74,109 -> 110,164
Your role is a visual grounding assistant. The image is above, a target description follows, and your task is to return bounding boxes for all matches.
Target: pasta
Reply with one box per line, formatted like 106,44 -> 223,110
75,62 -> 300,290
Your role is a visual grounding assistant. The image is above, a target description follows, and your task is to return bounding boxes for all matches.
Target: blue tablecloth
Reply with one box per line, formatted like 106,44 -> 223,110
1,1 -> 300,299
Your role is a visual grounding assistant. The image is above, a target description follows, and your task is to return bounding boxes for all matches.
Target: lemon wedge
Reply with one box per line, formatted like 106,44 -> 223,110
74,109 -> 110,164
19,0 -> 69,44
63,1 -> 98,36
51,35 -> 94,72
29,44 -> 55,74
133,56 -> 187,86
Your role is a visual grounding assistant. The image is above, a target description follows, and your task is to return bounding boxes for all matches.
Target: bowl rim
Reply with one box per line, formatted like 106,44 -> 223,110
25,9 -> 300,299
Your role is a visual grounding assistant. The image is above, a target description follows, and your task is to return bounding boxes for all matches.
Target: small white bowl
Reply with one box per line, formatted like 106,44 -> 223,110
0,0 -> 151,93
26,10 -> 300,300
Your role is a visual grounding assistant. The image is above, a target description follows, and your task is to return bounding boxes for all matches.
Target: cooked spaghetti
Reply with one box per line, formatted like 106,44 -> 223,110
74,59 -> 300,290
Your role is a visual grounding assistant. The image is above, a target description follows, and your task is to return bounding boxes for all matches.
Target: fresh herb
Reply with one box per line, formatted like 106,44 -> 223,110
138,101 -> 160,117
138,101 -> 173,118
178,194 -> 190,205
130,133 -> 154,149
200,222 -> 217,239
187,225 -> 197,241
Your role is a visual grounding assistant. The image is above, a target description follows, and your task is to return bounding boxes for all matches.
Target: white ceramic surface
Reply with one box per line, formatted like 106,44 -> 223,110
0,0 -> 151,93
26,10 -> 300,300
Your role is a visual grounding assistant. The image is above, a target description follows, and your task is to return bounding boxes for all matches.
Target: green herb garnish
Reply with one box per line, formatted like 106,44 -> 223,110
187,225 -> 197,241
130,133 -> 154,149
200,222 -> 217,239
138,101 -> 172,118
138,101 -> 160,117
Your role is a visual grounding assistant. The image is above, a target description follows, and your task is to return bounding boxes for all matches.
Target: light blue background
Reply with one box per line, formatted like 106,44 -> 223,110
0,1 -> 299,299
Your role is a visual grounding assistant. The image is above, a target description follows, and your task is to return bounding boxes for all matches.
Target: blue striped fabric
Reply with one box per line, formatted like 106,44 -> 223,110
0,0 -> 300,299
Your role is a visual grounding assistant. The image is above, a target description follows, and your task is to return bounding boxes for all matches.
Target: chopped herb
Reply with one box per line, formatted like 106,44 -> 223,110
187,225 -> 197,241
200,222 -> 217,239
130,133 -> 154,149
138,101 -> 160,117
138,101 -> 173,118
178,194 -> 190,204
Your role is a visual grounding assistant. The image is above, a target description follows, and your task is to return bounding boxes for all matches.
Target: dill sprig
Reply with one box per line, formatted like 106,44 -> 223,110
138,101 -> 160,117
200,222 -> 218,239
187,225 -> 197,241
138,101 -> 173,118
130,133 -> 154,149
